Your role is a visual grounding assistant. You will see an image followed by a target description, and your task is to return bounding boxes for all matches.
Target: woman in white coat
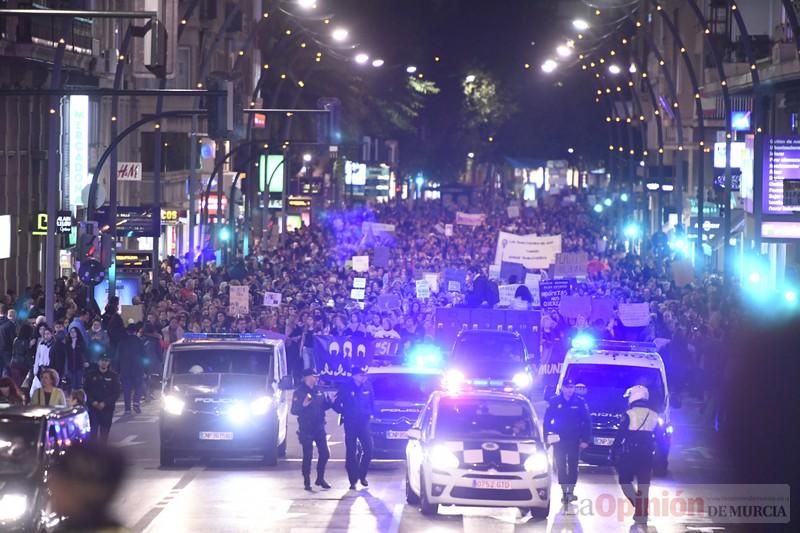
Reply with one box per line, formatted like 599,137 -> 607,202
30,326 -> 54,395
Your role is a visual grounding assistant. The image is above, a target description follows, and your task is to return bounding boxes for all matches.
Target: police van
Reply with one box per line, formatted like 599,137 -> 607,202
159,333 -> 292,467
556,335 -> 675,474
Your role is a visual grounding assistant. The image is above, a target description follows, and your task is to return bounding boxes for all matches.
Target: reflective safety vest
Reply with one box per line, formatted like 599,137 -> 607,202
626,406 -> 659,432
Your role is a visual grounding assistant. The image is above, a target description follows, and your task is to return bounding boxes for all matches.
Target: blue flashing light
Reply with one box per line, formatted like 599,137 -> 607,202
593,204 -> 603,214
415,174 -> 425,187
219,227 -> 231,242
785,290 -> 797,305
603,198 -> 613,207
669,237 -> 689,255
623,222 -> 641,240
620,193 -> 629,202
406,343 -> 444,369
748,271 -> 762,285
571,333 -> 596,351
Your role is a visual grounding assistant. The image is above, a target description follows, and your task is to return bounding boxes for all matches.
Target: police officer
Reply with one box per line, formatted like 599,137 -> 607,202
611,385 -> 659,524
543,378 -> 592,504
83,354 -> 121,443
333,366 -> 374,490
291,368 -> 333,491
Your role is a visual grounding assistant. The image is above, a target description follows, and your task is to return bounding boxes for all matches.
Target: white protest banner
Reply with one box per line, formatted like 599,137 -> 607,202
447,280 -> 462,293
507,205 -> 520,219
618,303 -> 652,327
495,232 -> 562,270
263,292 -> 282,307
361,221 -> 395,235
498,284 -> 522,307
456,212 -> 486,226
524,273 -> 541,307
229,285 -> 250,316
117,162 -> 142,182
415,279 -> 431,299
353,277 -> 367,289
352,255 -> 369,272
553,252 -> 588,279
423,272 -> 439,294
488,264 -> 501,280
444,224 -> 454,237
350,288 -> 366,301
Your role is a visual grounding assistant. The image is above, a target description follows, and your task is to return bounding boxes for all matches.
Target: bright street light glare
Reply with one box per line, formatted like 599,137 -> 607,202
465,74 -> 476,83
406,65 -> 417,74
609,64 -> 622,75
556,45 -> 572,58
467,152 -> 475,159
331,28 -> 349,42
302,153 -> 312,162
567,147 -> 574,154
573,19 -> 590,31
372,58 -> 385,67
629,63 -> 638,73
785,290 -> 797,304
354,53 -> 369,64
541,59 -> 558,73
297,0 -> 316,9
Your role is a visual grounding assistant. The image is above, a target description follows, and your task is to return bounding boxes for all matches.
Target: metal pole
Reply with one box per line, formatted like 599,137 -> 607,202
188,118 -> 199,271
45,19 -> 69,324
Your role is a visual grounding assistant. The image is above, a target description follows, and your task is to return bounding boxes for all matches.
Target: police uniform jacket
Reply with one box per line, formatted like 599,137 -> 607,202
333,380 -> 374,426
543,392 -> 592,443
83,368 -> 121,413
612,399 -> 659,456
291,383 -> 332,434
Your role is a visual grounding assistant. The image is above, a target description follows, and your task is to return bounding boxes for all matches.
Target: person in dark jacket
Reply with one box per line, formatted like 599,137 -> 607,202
333,366 -> 375,490
101,300 -> 125,358
10,324 -> 35,388
48,335 -> 68,385
543,378 -> 592,504
117,326 -> 146,414
64,327 -> 87,394
0,304 -> 16,373
611,385 -> 659,524
83,354 -> 121,442
290,368 -> 333,491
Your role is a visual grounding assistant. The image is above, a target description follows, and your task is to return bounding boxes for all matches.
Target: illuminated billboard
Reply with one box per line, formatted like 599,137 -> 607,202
68,95 -> 90,208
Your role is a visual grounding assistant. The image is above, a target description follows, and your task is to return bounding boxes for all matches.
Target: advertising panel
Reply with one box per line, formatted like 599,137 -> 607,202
68,95 -> 89,208
763,136 -> 800,216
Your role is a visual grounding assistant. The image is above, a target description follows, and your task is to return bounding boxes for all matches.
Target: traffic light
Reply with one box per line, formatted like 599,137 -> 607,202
99,232 -> 114,269
76,221 -> 99,262
206,80 -> 233,139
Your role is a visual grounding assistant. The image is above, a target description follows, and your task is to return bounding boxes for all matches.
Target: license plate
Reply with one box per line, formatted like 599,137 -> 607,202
472,479 -> 512,490
199,431 -> 233,441
593,437 -> 614,446
386,430 -> 408,440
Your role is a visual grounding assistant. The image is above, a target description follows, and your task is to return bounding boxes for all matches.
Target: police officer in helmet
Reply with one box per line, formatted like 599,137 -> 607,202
611,385 -> 659,524
333,365 -> 374,490
543,378 -> 592,504
291,368 -> 333,491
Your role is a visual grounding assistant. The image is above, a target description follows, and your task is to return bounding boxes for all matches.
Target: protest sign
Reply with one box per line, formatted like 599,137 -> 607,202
539,278 -> 573,310
507,205 -> 520,219
672,259 -> 695,288
415,279 -> 431,299
488,264 -> 501,280
423,272 -> 440,294
352,255 -> 369,272
558,295 -> 592,319
553,252 -> 588,279
495,232 -> 562,270
350,288 -> 365,301
229,285 -> 250,316
447,280 -> 462,293
373,246 -> 390,268
618,303 -> 651,327
376,293 -> 402,310
313,336 -> 373,380
263,292 -> 282,307
500,261 -> 527,283
498,284 -> 522,307
456,212 -> 486,226
120,304 -> 143,325
444,268 -> 467,288
524,273 -> 541,307
444,224 -> 454,237
589,297 -> 616,324
361,221 -> 395,235
353,277 -> 367,289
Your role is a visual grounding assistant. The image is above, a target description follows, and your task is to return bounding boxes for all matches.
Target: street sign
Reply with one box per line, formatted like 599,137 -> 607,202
95,206 -> 158,237
115,252 -> 153,271
31,211 -> 74,236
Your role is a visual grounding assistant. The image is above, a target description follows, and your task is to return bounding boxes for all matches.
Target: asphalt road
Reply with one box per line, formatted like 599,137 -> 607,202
108,396 -> 731,533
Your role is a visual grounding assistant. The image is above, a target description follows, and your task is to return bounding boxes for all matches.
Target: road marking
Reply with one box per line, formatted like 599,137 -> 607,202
132,466 -> 203,533
114,435 -> 146,447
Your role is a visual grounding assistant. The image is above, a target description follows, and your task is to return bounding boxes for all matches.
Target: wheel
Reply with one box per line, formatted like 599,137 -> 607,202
405,474 -> 420,505
530,505 -> 550,520
419,471 -> 438,516
159,446 -> 175,468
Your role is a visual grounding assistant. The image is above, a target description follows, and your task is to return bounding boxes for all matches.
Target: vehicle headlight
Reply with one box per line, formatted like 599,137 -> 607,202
442,369 -> 465,392
523,451 -> 549,474
512,372 -> 532,389
429,444 -> 460,469
250,396 -> 272,416
227,401 -> 249,424
0,494 -> 28,522
162,395 -> 185,416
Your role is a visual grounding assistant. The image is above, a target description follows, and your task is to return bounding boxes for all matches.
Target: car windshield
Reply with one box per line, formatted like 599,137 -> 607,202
564,364 -> 666,412
171,347 -> 272,376
0,421 -> 40,476
370,373 -> 440,403
452,334 -> 525,364
435,398 -> 537,440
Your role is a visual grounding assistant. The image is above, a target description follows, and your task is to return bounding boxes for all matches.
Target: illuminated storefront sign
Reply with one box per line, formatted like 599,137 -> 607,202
68,95 -> 89,208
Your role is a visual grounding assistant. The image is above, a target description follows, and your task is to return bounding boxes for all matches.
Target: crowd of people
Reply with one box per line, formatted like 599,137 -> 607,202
0,188 -> 741,422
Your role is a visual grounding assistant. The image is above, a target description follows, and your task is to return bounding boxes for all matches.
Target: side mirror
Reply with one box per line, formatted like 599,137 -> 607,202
278,376 -> 294,391
407,428 -> 422,440
671,395 -> 682,409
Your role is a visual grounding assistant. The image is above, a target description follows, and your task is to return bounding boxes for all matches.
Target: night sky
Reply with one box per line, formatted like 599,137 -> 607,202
329,0 -> 606,178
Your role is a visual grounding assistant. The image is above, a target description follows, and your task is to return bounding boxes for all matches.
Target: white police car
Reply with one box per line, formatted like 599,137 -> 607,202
405,389 -> 551,518
558,335 -> 675,474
